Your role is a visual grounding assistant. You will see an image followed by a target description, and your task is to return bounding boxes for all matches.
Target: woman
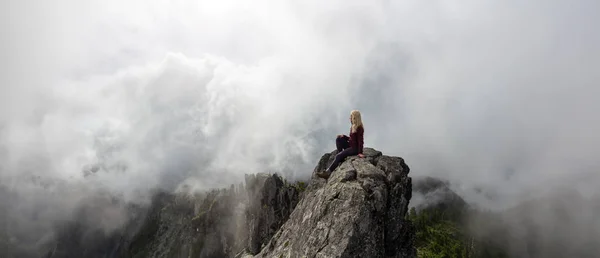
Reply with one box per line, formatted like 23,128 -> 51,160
317,110 -> 365,179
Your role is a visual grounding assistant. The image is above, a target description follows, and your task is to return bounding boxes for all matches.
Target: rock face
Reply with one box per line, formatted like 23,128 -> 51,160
119,173 -> 301,258
254,148 -> 416,258
245,174 -> 301,254
39,148 -> 415,258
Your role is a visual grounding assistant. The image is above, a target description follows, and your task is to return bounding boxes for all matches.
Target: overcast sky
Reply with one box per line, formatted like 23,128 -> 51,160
2,0 -> 600,224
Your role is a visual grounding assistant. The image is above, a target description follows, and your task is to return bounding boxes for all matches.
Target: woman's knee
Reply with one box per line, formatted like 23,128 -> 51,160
335,138 -> 345,149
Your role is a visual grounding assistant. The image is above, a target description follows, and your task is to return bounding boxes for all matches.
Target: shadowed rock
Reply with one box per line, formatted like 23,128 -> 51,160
245,173 -> 301,254
41,148 -> 415,258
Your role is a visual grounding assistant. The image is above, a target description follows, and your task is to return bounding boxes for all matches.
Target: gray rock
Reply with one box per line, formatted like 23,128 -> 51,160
245,173 -> 300,254
113,173 -> 301,258
340,169 -> 357,183
41,148 -> 414,258
253,148 -> 416,258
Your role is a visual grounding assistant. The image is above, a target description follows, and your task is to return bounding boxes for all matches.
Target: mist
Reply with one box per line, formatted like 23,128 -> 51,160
2,0 -> 600,255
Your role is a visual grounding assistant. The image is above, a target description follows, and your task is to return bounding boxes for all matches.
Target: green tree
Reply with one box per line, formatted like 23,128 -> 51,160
408,206 -> 508,258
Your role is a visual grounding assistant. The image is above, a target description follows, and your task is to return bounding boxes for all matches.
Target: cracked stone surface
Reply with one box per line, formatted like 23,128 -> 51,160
252,148 -> 416,258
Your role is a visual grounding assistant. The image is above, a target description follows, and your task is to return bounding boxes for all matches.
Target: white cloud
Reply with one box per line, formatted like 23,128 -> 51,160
1,0 -> 600,251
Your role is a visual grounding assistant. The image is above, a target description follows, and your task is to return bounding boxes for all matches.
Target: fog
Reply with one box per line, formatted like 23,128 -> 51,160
2,0 -> 600,255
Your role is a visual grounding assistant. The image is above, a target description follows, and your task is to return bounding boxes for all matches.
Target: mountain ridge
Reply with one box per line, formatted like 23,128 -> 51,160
29,147 -> 417,258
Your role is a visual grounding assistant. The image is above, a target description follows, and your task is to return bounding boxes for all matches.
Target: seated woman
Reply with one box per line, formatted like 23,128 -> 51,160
317,110 -> 365,179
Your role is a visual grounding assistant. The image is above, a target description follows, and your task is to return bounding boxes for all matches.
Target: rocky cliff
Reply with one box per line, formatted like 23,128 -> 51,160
116,173 -> 302,258
39,148 -> 415,258
252,148 -> 415,258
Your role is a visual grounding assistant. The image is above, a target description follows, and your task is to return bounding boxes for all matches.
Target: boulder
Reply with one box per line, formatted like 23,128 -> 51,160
254,148 -> 416,258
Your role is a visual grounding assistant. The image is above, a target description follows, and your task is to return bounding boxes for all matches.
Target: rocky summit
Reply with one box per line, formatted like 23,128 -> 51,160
35,148 -> 415,258
251,148 -> 415,258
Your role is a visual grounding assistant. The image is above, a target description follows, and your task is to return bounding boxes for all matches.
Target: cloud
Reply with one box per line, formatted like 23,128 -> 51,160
1,0 -> 600,253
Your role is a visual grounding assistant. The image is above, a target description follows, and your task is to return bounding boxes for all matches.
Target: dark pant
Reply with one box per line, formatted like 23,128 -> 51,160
336,135 -> 350,152
329,136 -> 358,172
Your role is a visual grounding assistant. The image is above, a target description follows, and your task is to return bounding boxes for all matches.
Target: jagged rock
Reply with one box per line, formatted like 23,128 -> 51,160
377,156 -> 414,257
245,173 -> 301,254
111,192 -> 196,258
109,173 -> 300,258
40,148 -> 415,258
253,147 -> 416,258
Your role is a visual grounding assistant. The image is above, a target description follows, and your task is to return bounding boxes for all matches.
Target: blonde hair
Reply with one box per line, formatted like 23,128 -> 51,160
350,110 -> 363,133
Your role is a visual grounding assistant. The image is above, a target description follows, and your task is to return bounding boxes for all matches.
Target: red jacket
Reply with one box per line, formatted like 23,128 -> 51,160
348,126 -> 364,154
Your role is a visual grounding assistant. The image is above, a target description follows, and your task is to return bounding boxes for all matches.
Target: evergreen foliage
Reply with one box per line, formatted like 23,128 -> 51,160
408,206 -> 509,258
